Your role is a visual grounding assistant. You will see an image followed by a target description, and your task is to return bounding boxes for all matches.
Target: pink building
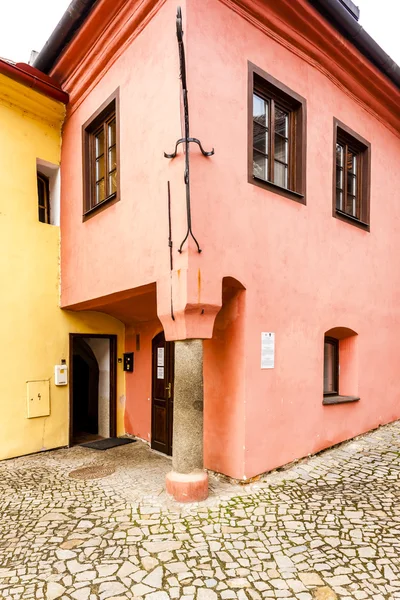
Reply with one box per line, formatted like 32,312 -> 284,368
34,0 -> 400,501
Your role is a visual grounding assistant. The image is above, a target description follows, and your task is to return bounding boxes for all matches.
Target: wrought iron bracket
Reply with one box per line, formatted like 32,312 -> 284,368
164,137 -> 214,160
164,6 -> 214,254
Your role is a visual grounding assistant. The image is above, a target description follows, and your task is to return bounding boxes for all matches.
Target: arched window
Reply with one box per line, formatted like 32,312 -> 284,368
37,172 -> 50,224
324,336 -> 338,396
323,327 -> 359,405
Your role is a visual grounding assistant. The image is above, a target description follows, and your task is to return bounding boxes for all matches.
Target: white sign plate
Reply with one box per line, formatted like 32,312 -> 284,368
157,367 -> 164,379
157,348 -> 165,367
261,332 -> 275,369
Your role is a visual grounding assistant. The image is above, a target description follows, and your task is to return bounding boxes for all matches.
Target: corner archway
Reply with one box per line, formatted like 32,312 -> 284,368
203,276 -> 246,478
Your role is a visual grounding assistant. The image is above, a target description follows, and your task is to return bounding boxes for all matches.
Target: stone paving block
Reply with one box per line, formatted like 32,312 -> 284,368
2,423 -> 400,598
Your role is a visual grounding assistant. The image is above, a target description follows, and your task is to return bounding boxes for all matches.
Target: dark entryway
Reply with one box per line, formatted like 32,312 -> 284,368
151,331 -> 174,455
70,334 -> 117,444
73,339 -> 99,438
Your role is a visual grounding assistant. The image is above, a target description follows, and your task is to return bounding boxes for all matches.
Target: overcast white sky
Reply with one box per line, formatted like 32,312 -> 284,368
0,0 -> 399,65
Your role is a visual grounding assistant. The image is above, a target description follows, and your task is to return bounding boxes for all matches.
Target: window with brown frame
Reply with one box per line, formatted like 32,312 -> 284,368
333,119 -> 370,230
82,90 -> 119,218
37,172 -> 50,224
323,336 -> 339,397
248,62 -> 306,203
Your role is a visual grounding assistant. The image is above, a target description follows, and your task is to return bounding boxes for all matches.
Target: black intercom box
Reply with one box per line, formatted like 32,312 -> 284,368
123,352 -> 134,372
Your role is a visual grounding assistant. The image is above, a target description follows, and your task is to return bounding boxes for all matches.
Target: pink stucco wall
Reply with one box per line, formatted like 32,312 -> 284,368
186,0 -> 400,477
59,0 -> 400,479
124,320 -> 163,443
59,0 -> 189,308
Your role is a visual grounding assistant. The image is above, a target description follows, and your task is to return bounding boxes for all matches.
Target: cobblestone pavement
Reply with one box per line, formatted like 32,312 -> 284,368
2,423 -> 400,600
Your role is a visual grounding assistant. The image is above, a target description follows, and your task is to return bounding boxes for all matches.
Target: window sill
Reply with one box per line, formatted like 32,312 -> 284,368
83,192 -> 119,221
250,176 -> 306,205
334,209 -> 370,232
323,395 -> 360,405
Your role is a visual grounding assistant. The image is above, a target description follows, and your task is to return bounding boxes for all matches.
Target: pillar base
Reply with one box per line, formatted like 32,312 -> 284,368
166,470 -> 208,503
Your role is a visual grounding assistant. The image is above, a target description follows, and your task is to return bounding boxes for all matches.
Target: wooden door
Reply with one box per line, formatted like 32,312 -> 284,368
151,331 -> 174,455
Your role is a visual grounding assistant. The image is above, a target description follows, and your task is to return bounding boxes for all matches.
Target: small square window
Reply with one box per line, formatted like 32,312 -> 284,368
248,62 -> 306,203
333,119 -> 370,230
82,89 -> 120,218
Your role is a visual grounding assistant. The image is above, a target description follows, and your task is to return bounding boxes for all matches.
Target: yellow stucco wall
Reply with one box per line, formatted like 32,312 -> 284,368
0,74 -> 125,460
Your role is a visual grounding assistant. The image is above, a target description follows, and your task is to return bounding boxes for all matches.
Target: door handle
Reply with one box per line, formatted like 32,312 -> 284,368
165,383 -> 171,398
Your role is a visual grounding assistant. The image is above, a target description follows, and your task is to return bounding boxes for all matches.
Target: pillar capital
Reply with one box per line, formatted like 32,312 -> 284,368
156,271 -> 222,341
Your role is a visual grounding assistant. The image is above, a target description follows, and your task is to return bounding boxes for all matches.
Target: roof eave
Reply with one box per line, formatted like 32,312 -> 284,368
0,59 -> 68,103
33,0 -> 400,93
310,0 -> 400,89
33,0 -> 99,75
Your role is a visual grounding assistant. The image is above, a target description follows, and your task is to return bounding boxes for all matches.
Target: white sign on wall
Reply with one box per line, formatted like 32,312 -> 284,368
157,348 -> 165,367
261,332 -> 275,369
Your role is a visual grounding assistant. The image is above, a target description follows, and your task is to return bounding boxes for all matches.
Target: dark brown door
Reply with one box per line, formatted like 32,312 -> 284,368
151,331 -> 174,455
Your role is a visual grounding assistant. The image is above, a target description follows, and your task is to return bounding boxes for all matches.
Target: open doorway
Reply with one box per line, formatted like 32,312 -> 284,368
69,334 -> 117,445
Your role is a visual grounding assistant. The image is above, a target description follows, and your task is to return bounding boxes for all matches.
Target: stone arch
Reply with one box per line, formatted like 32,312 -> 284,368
222,276 -> 246,290
325,326 -> 357,340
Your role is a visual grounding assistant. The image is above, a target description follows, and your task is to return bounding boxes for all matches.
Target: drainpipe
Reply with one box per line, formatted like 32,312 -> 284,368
33,0 -> 99,75
310,0 -> 400,89
0,59 -> 68,104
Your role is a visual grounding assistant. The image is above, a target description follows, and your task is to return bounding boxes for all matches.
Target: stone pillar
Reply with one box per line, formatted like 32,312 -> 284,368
165,339 -> 208,502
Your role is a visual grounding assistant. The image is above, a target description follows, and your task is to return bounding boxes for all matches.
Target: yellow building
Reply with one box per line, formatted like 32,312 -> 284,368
0,59 -> 125,460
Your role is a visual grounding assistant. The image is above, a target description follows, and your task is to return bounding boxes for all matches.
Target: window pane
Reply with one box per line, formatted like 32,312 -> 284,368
275,107 -> 288,137
109,171 -> 117,194
108,119 -> 116,147
336,166 -> 343,191
253,150 -> 268,180
274,134 -> 288,163
95,130 -> 104,158
347,149 -> 356,174
324,341 -> 337,394
347,172 -> 356,197
346,195 -> 357,217
38,206 -> 46,223
37,178 -> 45,205
108,146 -> 117,172
336,188 -> 343,211
346,170 -> 358,218
253,125 -> 268,155
96,156 -> 104,181
274,161 -> 288,188
96,179 -> 105,204
37,174 -> 49,223
336,143 -> 344,167
253,94 -> 268,127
